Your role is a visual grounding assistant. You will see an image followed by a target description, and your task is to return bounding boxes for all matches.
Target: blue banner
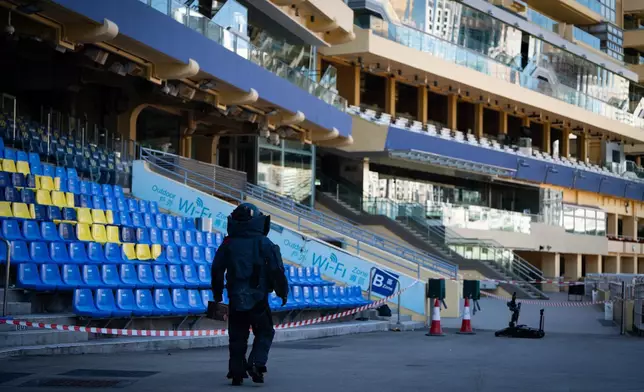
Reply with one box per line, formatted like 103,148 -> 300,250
371,268 -> 399,297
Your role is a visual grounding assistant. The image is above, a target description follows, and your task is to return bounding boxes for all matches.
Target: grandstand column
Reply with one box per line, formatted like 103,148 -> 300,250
521,117 -> 530,128
540,252 -> 560,292
607,213 -> 618,237
499,111 -> 507,135
621,255 -> 636,274
623,215 -> 637,241
637,156 -> 642,166
180,112 -> 197,158
418,86 -> 428,124
542,122 -> 551,154
116,103 -> 149,142
193,135 -> 219,164
447,95 -> 457,130
474,103 -> 484,139
338,64 -> 360,106
604,255 -> 620,273
586,254 -> 602,274
638,257 -> 644,274
385,77 -> 396,116
561,128 -> 570,158
563,254 -> 582,281
577,131 -> 588,162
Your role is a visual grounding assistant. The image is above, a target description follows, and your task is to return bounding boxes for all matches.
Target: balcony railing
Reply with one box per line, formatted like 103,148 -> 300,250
526,8 -> 558,33
573,26 -> 601,50
138,0 -> 347,110
574,0 -> 602,14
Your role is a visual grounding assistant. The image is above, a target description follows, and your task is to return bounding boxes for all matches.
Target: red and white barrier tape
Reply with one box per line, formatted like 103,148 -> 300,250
481,291 -> 608,307
0,282 -> 418,337
452,278 -> 583,286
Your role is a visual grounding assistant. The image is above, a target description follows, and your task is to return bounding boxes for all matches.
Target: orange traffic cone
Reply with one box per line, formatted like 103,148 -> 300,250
426,299 -> 445,337
456,297 -> 475,335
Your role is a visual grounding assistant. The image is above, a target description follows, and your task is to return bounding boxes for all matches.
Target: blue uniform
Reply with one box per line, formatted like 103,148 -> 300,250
211,203 -> 288,383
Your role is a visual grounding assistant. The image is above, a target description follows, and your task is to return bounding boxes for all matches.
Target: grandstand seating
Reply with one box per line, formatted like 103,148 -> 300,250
0,138 -> 369,319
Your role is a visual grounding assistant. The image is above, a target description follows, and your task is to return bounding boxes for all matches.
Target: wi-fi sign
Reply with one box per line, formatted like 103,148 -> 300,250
196,198 -> 204,208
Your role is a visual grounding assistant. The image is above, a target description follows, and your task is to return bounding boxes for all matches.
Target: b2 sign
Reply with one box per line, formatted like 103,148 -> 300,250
371,268 -> 399,297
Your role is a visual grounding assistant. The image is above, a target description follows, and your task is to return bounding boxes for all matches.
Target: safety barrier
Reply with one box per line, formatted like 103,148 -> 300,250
481,291 -> 607,307
0,282 -> 418,337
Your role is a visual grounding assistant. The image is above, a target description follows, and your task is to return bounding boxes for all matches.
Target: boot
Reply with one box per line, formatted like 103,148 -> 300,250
231,377 -> 243,386
247,364 -> 266,384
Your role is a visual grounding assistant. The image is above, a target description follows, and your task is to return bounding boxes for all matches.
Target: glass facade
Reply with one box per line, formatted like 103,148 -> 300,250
562,204 -> 606,236
257,138 -> 315,204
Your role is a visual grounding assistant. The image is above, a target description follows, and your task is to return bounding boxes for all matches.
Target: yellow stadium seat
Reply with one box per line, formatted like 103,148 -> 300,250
51,191 -> 67,208
0,202 -> 13,217
33,176 -> 41,189
136,244 -> 152,261
12,203 -> 31,219
152,244 -> 163,260
106,210 -> 115,225
122,243 -> 136,261
91,209 -> 107,225
16,161 -> 30,176
54,177 -> 63,191
65,192 -> 75,208
39,176 -> 55,191
2,159 -> 16,173
76,223 -> 93,242
29,204 -> 37,219
106,225 -> 120,243
76,208 -> 93,224
36,190 -> 52,206
91,224 -> 107,243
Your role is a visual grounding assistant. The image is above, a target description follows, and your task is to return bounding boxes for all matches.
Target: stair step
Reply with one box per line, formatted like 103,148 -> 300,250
0,329 -> 88,348
0,302 -> 32,316
390,313 -> 412,322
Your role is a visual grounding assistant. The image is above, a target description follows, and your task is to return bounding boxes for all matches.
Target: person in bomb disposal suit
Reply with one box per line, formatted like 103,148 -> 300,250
211,203 -> 289,386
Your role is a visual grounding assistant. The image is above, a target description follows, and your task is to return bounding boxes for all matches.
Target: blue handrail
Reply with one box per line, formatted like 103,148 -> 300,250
139,147 -> 458,278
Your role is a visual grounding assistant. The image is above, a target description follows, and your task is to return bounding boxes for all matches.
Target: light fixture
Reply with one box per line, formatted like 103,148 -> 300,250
259,126 -> 270,139
198,79 -> 216,90
269,131 -> 280,145
84,47 -> 109,65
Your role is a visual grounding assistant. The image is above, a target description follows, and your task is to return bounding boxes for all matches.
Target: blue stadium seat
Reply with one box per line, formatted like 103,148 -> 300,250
179,246 -> 192,264
20,221 -> 39,242
173,230 -> 186,246
92,196 -> 105,210
113,185 -> 124,199
183,264 -> 200,289
79,194 -> 91,208
58,222 -> 77,242
108,210 -> 121,226
74,289 -> 111,318
20,189 -> 35,204
105,243 -> 123,263
50,242 -> 71,264
163,215 -> 175,230
197,264 -> 211,288
187,289 -> 206,314
31,204 -> 47,221
67,168 -> 78,180
311,286 -> 332,308
55,166 -> 66,181
104,197 -> 115,211
154,214 -> 166,230
46,206 -> 61,221
61,264 -> 84,289
12,173 -> 25,188
131,213 -> 144,228
41,222 -> 61,242
154,289 -> 175,315
62,207 -> 76,222
0,172 -> 9,188
192,246 -> 206,265
161,229 -> 173,246
43,164 -> 55,179
168,265 -> 186,288
3,220 -> 23,240
102,184 -> 114,198
206,233 -> 217,248
287,266 -> 299,285
292,285 -> 305,309
204,247 -> 216,264
119,212 -> 132,227
184,231 -> 197,247
81,264 -> 103,288
137,264 -> 155,289
194,232 -> 205,247
269,292 -> 284,310
331,286 -> 351,306
139,200 -> 149,214
116,289 -> 136,316
40,263 -> 63,290
165,245 -> 180,265
215,233 -> 224,246
134,289 -> 156,316
119,264 -> 138,289
149,228 -> 162,245
30,241 -> 52,263
351,286 -> 370,305
120,226 -> 135,243
4,187 -> 19,203
90,182 -> 101,197
153,265 -> 170,288
25,175 -> 37,189
143,213 -> 155,229
11,240 -> 31,264
116,198 -> 127,213
101,264 -> 121,288
16,150 -> 27,162
136,228 -> 150,244
200,289 -> 214,309
67,178 -> 80,195
96,288 -> 129,317
87,242 -> 107,264
4,148 -> 16,161
79,180 -> 91,196
125,198 -> 136,213
171,288 -> 191,315
17,263 -> 46,290
149,201 -> 159,215
184,218 -> 196,231
301,286 -> 314,308
296,267 -> 313,285
175,217 -> 185,231
70,242 -> 90,264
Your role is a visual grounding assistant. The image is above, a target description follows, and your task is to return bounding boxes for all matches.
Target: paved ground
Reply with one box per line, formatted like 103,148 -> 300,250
0,327 -> 641,392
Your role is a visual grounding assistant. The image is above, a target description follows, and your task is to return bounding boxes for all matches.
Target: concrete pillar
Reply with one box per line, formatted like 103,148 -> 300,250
499,111 -> 507,135
542,122 -> 551,154
417,86 -> 428,124
607,213 -> 618,237
577,132 -> 588,163
193,135 -> 219,164
474,103 -> 484,139
447,95 -> 458,130
621,256 -> 636,274
522,117 -> 530,127
604,255 -> 620,274
385,77 -> 396,116
338,64 -> 361,107
623,216 -> 637,241
637,156 -> 642,166
116,103 -> 149,142
638,257 -> 644,274
541,253 -> 560,292
586,254 -> 602,274
564,254 -> 582,280
561,128 -> 570,158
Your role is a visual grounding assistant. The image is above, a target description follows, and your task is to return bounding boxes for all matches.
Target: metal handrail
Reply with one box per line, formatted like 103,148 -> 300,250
139,148 -> 445,279
2,238 -> 12,317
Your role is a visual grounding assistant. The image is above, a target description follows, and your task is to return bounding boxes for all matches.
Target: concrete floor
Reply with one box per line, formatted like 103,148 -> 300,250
0,327 -> 641,392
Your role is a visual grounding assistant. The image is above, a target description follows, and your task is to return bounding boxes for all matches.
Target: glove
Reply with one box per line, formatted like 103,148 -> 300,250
281,297 -> 287,307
